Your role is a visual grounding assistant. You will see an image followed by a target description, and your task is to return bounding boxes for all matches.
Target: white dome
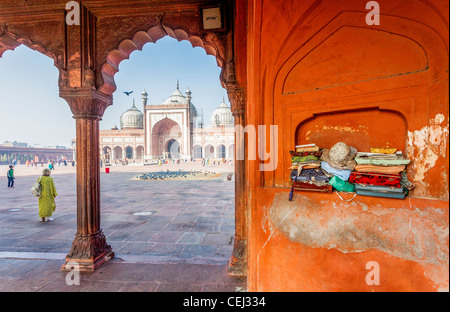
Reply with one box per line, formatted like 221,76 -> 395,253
120,101 -> 143,129
210,99 -> 233,126
162,82 -> 189,105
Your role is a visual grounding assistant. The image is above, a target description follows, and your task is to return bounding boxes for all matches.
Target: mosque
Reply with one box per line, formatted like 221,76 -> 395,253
99,83 -> 235,164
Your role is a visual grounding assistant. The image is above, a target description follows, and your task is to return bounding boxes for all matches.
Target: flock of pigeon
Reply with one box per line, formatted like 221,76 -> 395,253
138,169 -> 216,181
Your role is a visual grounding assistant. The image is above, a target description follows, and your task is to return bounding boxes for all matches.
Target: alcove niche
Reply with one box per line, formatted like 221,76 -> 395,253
295,108 -> 408,154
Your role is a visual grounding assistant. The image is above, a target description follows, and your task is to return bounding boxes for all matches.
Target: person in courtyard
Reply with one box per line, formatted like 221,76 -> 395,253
7,165 -> 15,188
38,168 -> 58,222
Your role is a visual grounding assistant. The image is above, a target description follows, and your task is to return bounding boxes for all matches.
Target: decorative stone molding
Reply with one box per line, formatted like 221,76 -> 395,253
60,88 -> 113,119
226,83 -> 245,116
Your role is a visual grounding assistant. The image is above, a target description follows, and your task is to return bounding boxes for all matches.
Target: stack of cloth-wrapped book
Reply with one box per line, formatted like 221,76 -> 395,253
348,148 -> 412,199
289,144 -> 332,198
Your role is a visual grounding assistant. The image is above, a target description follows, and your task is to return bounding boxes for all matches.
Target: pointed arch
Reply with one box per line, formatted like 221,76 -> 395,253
99,24 -> 226,95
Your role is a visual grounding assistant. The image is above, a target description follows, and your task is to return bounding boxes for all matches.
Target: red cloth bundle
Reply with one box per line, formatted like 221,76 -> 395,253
348,171 -> 402,188
293,181 -> 333,193
289,150 -> 323,158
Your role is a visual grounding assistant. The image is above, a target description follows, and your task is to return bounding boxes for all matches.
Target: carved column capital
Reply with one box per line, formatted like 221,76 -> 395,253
60,88 -> 112,119
226,82 -> 246,117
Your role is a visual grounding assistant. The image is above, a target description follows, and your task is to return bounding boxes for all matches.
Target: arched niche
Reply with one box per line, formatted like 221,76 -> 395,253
283,26 -> 428,95
295,108 -> 408,153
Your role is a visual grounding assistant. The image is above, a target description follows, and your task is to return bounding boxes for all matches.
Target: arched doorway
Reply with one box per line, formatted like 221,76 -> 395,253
167,139 -> 180,159
228,144 -> 235,159
103,146 -> 112,163
125,146 -> 133,160
113,146 -> 123,160
135,145 -> 144,161
205,145 -> 215,158
152,117 -> 182,158
193,145 -> 202,159
217,144 -> 226,158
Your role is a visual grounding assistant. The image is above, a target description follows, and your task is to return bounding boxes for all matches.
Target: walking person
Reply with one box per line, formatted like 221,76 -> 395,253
7,165 -> 15,188
37,168 -> 58,222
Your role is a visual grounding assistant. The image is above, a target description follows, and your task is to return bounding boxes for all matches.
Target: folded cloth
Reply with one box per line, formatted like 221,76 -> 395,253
293,181 -> 332,193
370,148 -> 397,154
356,152 -> 403,158
355,154 -> 410,166
292,155 -> 320,163
355,185 -> 406,199
302,163 -> 321,169
290,150 -> 323,158
290,161 -> 321,171
348,171 -> 402,188
290,168 -> 330,182
296,145 -> 320,152
321,161 -> 352,181
354,164 -> 406,175
329,176 -> 355,192
354,183 -> 405,194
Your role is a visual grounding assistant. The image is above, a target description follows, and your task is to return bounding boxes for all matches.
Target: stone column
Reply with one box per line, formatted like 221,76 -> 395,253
60,88 -> 114,272
227,85 -> 247,276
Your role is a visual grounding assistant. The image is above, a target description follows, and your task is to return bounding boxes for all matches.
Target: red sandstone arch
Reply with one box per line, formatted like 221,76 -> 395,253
0,31 -> 64,83
99,25 -> 225,95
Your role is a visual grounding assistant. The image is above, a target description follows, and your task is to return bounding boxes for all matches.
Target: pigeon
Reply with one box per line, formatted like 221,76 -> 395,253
123,91 -> 134,96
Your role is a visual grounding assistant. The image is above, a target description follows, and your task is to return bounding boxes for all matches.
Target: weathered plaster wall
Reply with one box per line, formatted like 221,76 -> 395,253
241,0 -> 449,291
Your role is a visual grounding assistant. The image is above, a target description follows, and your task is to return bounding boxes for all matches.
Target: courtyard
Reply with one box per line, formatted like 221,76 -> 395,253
0,162 -> 245,292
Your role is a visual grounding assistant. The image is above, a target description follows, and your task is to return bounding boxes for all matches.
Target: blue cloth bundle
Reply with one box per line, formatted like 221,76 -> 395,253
321,161 -> 352,181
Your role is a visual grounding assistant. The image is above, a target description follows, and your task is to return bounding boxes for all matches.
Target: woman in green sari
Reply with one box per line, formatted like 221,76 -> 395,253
38,168 -> 57,222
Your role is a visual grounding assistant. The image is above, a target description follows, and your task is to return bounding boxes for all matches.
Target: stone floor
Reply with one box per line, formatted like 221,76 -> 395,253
0,164 -> 246,292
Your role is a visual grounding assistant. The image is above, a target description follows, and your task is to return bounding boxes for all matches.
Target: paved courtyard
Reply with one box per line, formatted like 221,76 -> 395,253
0,163 -> 246,292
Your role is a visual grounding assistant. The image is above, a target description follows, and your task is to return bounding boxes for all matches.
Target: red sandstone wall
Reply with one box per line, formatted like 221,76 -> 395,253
240,0 -> 449,291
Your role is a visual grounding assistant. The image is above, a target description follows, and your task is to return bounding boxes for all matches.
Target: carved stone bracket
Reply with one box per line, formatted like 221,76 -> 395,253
60,88 -> 112,119
226,82 -> 246,116
0,26 -> 20,57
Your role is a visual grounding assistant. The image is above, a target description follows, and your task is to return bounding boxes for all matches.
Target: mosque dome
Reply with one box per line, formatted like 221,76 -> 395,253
190,103 -> 198,119
120,100 -> 143,129
162,81 -> 189,106
210,98 -> 233,126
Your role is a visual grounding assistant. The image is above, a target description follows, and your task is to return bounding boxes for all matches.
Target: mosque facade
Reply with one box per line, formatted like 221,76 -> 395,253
99,84 -> 235,164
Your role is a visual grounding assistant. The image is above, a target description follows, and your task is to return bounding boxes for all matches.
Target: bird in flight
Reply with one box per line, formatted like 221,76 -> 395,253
123,91 -> 134,96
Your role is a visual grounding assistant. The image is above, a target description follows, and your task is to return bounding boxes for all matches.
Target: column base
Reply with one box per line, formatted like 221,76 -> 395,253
61,230 -> 114,272
228,256 -> 247,277
61,249 -> 114,272
227,235 -> 247,276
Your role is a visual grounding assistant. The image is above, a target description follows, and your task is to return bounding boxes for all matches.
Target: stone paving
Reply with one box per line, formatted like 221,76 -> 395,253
0,164 -> 246,292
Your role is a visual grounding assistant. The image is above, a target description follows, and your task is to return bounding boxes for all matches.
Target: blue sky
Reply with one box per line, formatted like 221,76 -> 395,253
0,36 -> 228,148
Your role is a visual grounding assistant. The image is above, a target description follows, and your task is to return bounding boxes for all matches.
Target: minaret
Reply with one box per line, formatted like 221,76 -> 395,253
142,89 -> 148,160
185,87 -> 192,105
142,89 -> 148,107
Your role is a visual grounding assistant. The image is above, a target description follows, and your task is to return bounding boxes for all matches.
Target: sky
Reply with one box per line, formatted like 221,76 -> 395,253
0,36 -> 228,148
